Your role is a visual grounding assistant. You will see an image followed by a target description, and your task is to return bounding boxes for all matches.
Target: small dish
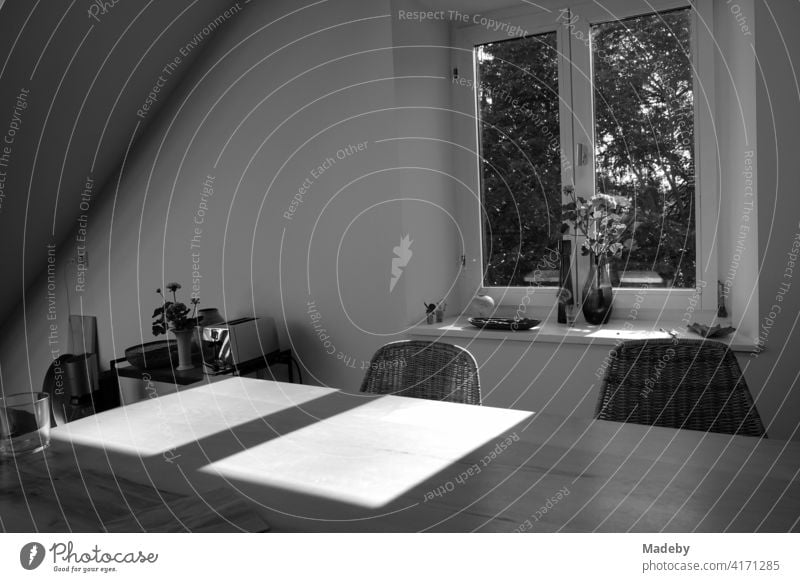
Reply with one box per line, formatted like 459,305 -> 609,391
467,317 -> 540,331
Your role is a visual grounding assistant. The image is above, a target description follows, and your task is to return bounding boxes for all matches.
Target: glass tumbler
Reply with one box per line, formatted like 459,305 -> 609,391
0,392 -> 51,457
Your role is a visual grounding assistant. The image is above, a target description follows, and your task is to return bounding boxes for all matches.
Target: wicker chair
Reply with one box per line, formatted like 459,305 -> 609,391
596,339 -> 766,437
360,341 -> 481,405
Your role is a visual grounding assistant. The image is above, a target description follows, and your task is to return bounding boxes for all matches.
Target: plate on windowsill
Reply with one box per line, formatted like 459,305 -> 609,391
467,317 -> 540,331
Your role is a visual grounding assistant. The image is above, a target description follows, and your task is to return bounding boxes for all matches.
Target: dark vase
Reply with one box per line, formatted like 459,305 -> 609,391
582,253 -> 613,325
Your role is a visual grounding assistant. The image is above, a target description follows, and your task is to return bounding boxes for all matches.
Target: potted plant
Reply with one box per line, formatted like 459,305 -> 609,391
152,283 -> 200,370
562,186 -> 631,325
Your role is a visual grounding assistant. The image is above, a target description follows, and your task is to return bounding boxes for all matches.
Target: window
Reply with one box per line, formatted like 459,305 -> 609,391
457,0 -> 717,313
592,10 -> 696,289
476,32 -> 562,287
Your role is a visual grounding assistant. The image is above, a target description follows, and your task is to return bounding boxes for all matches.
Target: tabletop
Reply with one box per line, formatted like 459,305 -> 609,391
3,377 -> 799,532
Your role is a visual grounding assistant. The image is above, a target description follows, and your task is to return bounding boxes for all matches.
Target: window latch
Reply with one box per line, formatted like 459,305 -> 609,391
577,143 -> 588,166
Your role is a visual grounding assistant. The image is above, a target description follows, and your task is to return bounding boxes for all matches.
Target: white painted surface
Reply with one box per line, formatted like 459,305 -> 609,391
749,0 -> 800,447
409,316 -> 760,420
411,316 -> 757,351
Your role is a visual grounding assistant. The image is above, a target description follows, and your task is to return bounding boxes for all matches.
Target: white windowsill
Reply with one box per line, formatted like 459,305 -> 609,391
409,316 -> 759,353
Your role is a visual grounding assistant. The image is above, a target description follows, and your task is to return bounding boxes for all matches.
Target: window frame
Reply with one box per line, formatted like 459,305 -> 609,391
452,0 -> 718,318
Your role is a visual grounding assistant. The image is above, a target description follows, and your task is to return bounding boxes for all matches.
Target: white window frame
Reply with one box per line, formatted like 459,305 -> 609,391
452,0 -> 718,319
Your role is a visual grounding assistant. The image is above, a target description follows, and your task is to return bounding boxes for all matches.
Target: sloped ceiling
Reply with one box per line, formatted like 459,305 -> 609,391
0,0 -> 231,326
415,0 -> 559,15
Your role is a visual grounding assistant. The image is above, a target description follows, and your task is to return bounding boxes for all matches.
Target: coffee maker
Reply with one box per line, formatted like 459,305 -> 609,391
200,317 -> 279,373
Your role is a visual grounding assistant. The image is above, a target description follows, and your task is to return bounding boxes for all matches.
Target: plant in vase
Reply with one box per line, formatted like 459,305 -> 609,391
562,186 -> 631,325
152,283 -> 201,370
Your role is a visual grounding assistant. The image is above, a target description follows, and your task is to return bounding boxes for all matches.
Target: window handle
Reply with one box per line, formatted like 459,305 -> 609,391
577,143 -> 589,166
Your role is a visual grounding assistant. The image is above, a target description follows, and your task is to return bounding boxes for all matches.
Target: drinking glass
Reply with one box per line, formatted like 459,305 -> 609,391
565,304 -> 578,327
0,392 -> 51,457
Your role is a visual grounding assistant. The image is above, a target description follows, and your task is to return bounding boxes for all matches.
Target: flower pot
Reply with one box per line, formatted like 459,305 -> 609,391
581,254 -> 613,325
171,328 -> 195,371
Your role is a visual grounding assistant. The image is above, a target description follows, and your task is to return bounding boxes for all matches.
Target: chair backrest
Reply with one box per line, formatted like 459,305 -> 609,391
596,339 -> 765,437
360,341 -> 481,405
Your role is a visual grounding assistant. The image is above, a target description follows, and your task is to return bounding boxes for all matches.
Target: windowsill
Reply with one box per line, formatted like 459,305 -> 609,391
409,316 -> 759,353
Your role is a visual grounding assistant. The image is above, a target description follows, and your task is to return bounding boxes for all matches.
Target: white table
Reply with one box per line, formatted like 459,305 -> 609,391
44,378 -> 800,532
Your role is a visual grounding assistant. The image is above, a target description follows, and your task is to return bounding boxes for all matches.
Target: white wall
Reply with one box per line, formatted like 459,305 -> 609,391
1,0 -> 474,397
747,0 -> 800,441
714,0 -> 759,341
405,333 -> 609,418
391,0 -> 463,324
0,0 -> 419,395
0,0 -> 233,327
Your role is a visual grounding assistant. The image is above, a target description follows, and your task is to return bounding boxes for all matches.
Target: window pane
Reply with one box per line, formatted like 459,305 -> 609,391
476,32 -> 562,287
592,8 -> 696,289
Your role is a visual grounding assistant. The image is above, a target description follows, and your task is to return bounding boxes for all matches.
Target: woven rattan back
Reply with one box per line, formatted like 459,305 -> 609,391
360,341 -> 481,405
596,339 -> 765,437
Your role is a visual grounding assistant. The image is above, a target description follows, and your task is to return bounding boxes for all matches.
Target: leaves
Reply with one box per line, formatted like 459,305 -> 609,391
562,186 -> 630,258
479,32 -> 562,286
592,9 -> 696,286
152,283 -> 199,335
556,287 -> 573,304
608,242 -> 624,256
478,10 -> 696,286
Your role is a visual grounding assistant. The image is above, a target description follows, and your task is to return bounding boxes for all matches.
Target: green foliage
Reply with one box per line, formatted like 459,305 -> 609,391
562,186 -> 631,258
478,8 -> 696,288
152,283 -> 200,336
477,32 -> 562,287
593,9 -> 696,287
